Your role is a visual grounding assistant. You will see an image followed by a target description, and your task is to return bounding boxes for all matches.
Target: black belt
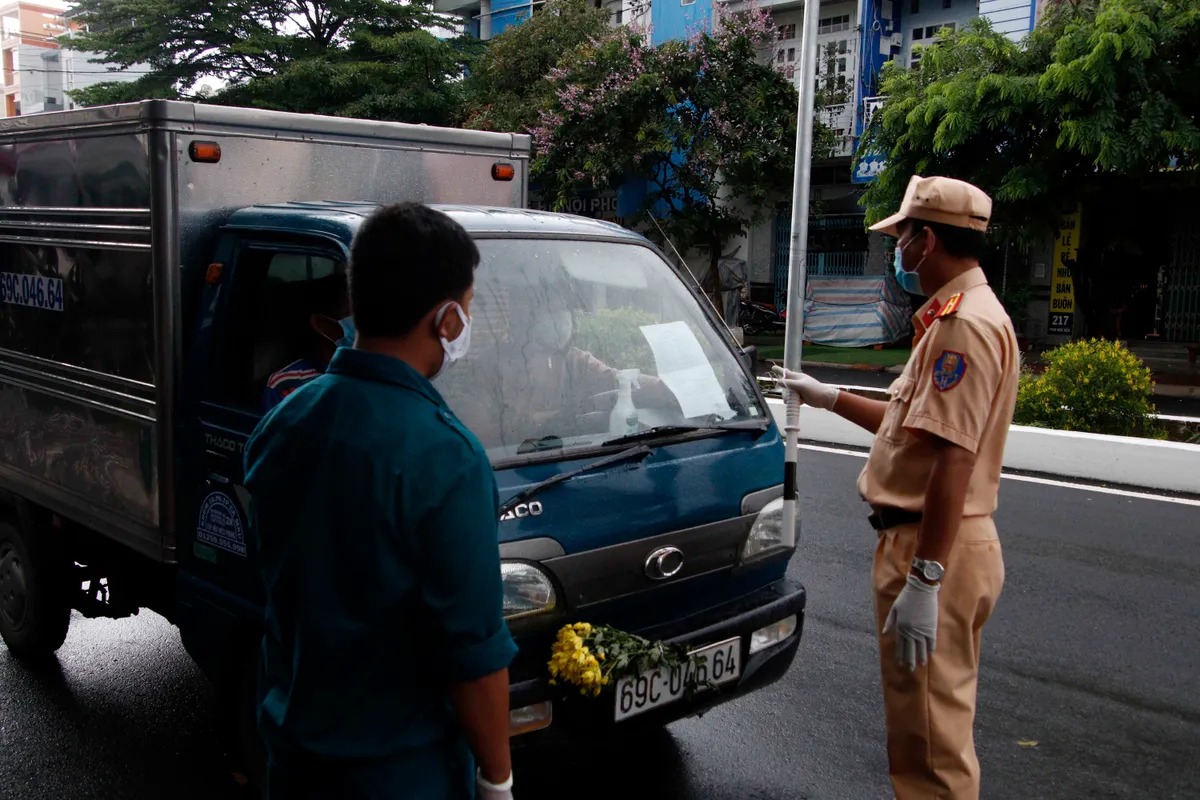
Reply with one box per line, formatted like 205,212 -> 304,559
868,506 -> 922,531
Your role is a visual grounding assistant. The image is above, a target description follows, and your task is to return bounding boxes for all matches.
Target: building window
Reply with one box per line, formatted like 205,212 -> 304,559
909,23 -> 955,67
818,14 -> 850,34
837,57 -> 847,73
777,49 -> 785,63
787,48 -> 796,62
778,23 -> 796,40
838,39 -> 848,54
943,0 -> 952,7
911,22 -> 955,44
911,0 -> 920,13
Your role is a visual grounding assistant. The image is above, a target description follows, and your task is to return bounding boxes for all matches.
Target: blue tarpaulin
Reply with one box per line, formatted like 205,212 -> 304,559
802,274 -> 912,347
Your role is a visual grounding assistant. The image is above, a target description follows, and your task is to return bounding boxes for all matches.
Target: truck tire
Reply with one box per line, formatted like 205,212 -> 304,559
0,519 -> 71,662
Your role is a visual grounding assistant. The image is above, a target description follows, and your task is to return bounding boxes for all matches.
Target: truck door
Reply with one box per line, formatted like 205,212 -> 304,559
181,231 -> 348,605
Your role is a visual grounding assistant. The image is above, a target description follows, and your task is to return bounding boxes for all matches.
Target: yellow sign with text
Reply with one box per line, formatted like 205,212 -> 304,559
1049,208 -> 1080,335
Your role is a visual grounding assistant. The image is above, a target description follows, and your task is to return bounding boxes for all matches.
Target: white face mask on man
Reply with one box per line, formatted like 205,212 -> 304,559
433,301 -> 471,378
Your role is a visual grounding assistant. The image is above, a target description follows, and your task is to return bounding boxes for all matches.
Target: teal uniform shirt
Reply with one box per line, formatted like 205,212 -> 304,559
244,347 -> 517,797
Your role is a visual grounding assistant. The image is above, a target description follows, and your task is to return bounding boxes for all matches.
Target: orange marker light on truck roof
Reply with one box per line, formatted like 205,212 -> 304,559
189,141 -> 222,163
491,162 -> 515,181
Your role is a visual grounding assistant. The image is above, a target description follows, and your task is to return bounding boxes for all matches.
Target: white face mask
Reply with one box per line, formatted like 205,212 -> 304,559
433,301 -> 471,378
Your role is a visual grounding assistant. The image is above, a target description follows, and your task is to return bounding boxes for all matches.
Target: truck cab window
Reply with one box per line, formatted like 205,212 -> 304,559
211,244 -> 345,413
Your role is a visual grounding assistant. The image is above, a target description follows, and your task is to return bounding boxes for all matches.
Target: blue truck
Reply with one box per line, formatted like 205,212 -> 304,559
0,101 -> 805,783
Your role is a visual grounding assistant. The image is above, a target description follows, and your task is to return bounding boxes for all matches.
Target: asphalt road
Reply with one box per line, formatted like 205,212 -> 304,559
2,449 -> 1198,799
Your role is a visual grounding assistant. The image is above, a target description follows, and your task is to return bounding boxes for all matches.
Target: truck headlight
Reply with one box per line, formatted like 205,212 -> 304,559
749,614 -> 798,654
741,497 -> 799,563
501,561 -> 557,620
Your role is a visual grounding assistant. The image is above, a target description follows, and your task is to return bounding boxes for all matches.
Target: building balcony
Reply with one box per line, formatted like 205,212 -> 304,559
818,102 -> 856,157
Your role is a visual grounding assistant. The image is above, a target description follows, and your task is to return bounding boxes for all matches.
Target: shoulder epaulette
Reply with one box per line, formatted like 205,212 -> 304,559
937,293 -> 963,319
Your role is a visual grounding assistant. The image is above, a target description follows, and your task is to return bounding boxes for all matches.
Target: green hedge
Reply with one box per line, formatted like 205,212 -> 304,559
1014,338 -> 1164,439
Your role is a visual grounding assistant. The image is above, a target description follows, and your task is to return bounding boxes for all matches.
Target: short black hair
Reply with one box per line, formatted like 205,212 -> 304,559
348,203 -> 480,337
903,218 -> 987,261
305,273 -> 347,319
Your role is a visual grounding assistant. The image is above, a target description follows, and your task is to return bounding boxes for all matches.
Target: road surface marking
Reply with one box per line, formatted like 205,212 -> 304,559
798,444 -> 1200,507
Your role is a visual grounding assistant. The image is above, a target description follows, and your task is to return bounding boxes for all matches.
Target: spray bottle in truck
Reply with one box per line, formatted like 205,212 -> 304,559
0,101 -> 805,782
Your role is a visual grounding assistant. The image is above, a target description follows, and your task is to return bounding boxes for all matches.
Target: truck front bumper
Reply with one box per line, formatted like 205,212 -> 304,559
508,577 -> 806,742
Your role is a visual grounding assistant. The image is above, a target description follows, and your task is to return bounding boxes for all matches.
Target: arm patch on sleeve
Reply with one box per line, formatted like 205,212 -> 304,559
932,350 -> 968,392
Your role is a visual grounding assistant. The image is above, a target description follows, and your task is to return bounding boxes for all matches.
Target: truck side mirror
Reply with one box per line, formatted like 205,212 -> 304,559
739,345 -> 758,375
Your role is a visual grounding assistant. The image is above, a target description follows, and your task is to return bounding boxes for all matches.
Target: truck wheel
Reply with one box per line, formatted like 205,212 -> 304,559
0,520 -> 71,662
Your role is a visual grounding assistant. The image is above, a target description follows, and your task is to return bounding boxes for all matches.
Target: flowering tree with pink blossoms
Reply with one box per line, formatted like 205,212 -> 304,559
531,2 -> 836,291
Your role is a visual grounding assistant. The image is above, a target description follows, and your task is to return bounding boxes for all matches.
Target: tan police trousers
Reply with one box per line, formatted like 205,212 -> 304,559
873,516 -> 1005,800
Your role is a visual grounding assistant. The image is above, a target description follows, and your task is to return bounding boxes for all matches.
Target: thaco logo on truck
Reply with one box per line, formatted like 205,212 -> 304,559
205,432 -> 243,454
499,501 -> 543,521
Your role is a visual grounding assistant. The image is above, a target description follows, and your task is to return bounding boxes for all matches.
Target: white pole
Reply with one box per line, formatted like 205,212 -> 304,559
780,0 -> 821,549
479,0 -> 492,39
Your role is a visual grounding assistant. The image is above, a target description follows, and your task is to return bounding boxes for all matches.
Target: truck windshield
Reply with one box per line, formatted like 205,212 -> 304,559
435,238 -> 765,462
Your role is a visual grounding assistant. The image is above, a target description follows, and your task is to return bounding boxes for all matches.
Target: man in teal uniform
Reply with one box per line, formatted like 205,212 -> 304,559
244,204 -> 517,799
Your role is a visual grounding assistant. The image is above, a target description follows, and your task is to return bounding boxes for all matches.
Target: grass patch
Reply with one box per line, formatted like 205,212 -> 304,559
756,344 -> 911,367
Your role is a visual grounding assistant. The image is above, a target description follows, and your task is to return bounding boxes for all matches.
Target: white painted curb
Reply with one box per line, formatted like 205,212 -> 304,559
766,399 -> 1200,495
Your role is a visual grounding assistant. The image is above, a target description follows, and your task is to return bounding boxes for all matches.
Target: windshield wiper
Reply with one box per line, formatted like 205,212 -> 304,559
600,419 -> 769,448
497,445 -> 653,518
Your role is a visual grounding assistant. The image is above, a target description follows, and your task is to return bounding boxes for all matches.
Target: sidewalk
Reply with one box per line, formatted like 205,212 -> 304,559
1127,339 -> 1200,400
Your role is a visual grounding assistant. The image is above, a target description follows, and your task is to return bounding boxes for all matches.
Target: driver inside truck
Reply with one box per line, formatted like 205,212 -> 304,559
449,281 -> 678,448
262,275 -> 355,412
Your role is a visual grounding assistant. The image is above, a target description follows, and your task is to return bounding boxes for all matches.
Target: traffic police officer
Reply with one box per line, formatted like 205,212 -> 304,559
777,175 -> 1017,799
245,204 -> 517,799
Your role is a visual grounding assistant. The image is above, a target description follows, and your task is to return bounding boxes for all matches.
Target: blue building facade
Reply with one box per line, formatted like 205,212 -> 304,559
488,0 -> 540,36
649,0 -> 715,45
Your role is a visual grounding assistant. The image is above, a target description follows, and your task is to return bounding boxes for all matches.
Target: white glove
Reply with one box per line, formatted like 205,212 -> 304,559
770,366 -> 839,411
476,770 -> 514,800
882,574 -> 940,672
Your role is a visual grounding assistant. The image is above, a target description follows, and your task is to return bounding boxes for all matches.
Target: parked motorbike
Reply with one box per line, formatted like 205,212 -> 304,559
740,298 -> 787,336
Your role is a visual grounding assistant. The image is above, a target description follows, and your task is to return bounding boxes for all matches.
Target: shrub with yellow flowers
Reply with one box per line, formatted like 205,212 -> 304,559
548,622 -> 694,698
1014,338 -> 1164,439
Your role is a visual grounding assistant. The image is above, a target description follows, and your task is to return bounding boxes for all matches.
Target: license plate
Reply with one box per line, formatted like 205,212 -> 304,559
613,637 -> 741,722
0,272 -> 64,312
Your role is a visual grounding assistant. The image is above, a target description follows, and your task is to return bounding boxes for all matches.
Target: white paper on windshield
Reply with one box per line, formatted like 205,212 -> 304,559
639,321 -> 732,419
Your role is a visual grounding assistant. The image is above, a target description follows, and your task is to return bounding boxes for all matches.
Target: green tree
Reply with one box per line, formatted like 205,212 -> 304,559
858,0 -> 1200,332
66,0 -> 472,125
532,3 -> 830,294
462,0 -> 613,134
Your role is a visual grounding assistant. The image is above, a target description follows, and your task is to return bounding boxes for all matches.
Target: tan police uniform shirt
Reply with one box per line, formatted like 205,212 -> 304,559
858,267 -> 1019,517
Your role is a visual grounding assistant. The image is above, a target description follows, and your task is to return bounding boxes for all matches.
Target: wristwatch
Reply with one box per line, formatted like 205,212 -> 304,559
911,557 -> 945,583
